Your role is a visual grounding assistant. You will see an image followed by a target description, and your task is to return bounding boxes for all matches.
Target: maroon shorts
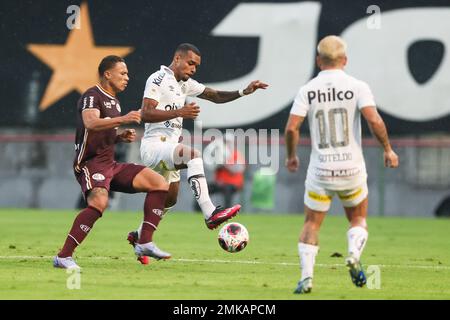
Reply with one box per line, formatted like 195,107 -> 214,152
75,160 -> 146,197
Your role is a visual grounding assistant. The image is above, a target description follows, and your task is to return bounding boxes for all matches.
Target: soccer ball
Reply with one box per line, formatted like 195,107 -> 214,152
218,222 -> 249,253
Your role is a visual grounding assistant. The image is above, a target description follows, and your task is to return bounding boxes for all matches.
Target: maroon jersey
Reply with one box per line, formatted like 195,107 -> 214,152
74,85 -> 122,172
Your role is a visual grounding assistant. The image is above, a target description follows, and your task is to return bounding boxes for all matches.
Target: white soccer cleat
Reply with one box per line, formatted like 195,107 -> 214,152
53,256 -> 81,270
134,242 -> 172,260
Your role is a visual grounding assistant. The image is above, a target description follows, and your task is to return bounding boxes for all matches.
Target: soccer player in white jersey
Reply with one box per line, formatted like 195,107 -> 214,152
284,35 -> 399,293
127,43 -> 268,262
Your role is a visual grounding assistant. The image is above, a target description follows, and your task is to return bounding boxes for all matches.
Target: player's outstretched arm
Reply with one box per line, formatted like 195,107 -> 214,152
198,80 -> 268,104
361,106 -> 399,168
82,109 -> 141,131
140,98 -> 200,123
284,114 -> 304,172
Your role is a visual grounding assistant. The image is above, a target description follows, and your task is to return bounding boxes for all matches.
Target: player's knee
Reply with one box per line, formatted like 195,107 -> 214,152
86,188 -> 109,213
351,217 -> 367,229
153,178 -> 169,192
191,148 -> 201,159
89,198 -> 108,212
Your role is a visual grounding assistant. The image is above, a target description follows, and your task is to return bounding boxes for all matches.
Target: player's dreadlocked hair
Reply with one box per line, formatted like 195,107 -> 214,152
175,43 -> 201,56
98,55 -> 125,77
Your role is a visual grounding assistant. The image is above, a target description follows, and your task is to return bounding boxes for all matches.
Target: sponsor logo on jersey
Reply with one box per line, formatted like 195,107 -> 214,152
116,103 -> 121,112
308,88 -> 354,104
152,209 -> 163,216
152,72 -> 165,86
80,224 -> 91,233
314,167 -> 360,177
162,120 -> 182,129
92,173 -> 105,181
104,101 -> 112,108
88,96 -> 94,108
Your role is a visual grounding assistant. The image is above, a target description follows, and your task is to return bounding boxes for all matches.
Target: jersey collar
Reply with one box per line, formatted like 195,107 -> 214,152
318,69 -> 346,76
161,65 -> 175,76
96,84 -> 116,99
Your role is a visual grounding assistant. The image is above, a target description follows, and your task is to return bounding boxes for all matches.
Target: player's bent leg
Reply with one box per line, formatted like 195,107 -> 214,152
127,182 -> 178,264
86,187 -> 109,213
165,181 -> 180,208
54,187 -> 108,269
174,144 -> 241,229
132,167 -> 169,193
129,168 -> 169,263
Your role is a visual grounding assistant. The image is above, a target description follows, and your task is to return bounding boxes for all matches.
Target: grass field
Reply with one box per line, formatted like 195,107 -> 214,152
0,209 -> 449,300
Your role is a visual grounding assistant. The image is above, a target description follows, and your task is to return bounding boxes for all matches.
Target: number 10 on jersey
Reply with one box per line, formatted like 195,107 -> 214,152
315,108 -> 349,149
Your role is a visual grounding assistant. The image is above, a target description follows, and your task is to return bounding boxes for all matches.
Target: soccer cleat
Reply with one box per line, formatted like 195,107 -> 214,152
53,255 -> 80,270
134,241 -> 172,260
205,204 -> 241,230
346,256 -> 367,287
294,277 -> 313,294
127,231 -> 149,265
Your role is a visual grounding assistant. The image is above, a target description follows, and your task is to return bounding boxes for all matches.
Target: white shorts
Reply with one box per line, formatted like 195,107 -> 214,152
140,137 -> 181,183
304,179 -> 368,212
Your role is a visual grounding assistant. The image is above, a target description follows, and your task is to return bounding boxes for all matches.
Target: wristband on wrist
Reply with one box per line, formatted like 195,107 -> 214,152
238,89 -> 245,97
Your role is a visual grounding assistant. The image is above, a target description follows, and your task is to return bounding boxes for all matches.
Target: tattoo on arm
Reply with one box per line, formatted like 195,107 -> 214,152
198,87 -> 240,103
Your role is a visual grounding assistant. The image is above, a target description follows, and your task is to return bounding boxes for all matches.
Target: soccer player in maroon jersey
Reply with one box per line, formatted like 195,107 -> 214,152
53,56 -> 171,269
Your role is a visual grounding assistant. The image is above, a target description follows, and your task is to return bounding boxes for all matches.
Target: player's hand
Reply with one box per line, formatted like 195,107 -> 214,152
285,156 -> 299,172
118,129 -> 136,143
122,110 -> 141,124
243,80 -> 269,95
384,149 -> 399,168
179,102 -> 200,119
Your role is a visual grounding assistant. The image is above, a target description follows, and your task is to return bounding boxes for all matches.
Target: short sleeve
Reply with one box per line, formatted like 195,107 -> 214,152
143,76 -> 162,102
290,86 -> 309,116
357,81 -> 376,109
185,78 -> 206,97
80,90 -> 101,112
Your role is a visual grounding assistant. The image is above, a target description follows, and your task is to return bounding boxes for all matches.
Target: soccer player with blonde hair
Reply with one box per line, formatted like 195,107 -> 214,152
285,35 -> 399,293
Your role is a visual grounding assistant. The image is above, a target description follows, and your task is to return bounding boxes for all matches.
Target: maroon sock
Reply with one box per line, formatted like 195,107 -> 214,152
139,190 -> 168,244
58,206 -> 102,258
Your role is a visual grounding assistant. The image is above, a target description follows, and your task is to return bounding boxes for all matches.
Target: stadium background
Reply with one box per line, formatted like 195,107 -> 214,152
0,0 -> 449,216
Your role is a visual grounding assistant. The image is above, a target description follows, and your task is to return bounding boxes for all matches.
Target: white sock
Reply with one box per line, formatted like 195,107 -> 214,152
137,206 -> 173,238
187,158 -> 216,219
347,226 -> 368,261
298,243 -> 319,281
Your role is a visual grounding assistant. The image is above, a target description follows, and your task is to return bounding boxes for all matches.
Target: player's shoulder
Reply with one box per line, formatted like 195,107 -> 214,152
82,86 -> 100,97
344,73 -> 371,90
185,77 -> 203,87
146,66 -> 171,87
297,77 -> 316,94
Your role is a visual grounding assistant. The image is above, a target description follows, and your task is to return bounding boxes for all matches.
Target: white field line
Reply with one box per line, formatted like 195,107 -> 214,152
0,255 -> 449,270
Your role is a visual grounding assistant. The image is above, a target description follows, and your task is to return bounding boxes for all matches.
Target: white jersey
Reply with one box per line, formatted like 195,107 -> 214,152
142,65 -> 206,142
290,69 -> 376,190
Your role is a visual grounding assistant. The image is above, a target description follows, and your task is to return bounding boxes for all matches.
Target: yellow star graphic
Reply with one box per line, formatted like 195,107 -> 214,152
27,2 -> 134,110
